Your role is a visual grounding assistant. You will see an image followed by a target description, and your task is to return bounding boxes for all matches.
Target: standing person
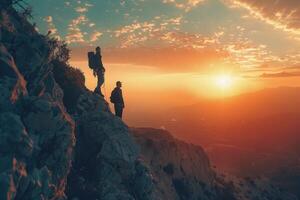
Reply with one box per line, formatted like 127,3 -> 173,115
88,46 -> 105,96
110,81 -> 125,119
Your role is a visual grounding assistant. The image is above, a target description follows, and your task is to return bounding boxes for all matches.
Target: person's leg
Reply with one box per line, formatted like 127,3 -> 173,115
119,108 -> 123,118
94,86 -> 101,94
114,104 -> 122,118
95,71 -> 104,96
99,71 -> 104,86
114,104 -> 119,117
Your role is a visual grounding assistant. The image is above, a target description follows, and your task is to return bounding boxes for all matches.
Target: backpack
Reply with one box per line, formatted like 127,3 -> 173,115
110,89 -> 117,103
88,52 -> 96,70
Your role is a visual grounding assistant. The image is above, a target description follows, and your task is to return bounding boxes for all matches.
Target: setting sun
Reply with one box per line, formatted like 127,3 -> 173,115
215,74 -> 234,89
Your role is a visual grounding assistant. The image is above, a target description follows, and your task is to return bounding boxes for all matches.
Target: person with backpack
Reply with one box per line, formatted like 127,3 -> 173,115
110,81 -> 125,119
88,46 -> 105,96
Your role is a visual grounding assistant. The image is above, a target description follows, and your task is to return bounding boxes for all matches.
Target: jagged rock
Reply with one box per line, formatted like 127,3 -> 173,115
0,44 -> 27,110
0,4 -> 75,199
1,4 -> 157,200
132,128 -> 215,200
132,128 -> 298,200
76,91 -> 110,115
66,92 -> 157,200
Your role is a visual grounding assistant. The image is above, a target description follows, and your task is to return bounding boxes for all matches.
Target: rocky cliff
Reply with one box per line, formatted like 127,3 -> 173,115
132,128 -> 298,200
0,1 -> 298,200
0,1 -> 75,199
0,2 -> 155,200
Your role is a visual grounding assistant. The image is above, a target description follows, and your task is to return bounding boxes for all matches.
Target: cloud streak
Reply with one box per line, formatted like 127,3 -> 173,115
44,16 -> 61,40
65,15 -> 88,43
225,0 -> 300,36
162,0 -> 205,12
260,71 -> 300,78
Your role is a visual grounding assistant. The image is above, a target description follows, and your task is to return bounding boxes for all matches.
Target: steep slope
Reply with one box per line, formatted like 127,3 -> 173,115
132,128 -> 215,200
132,128 -> 298,200
0,2 -> 75,199
65,92 -> 156,200
0,2 -> 156,200
160,88 -> 300,197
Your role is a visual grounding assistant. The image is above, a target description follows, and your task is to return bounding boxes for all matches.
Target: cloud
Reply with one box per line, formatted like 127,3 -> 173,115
260,71 -> 300,78
162,0 -> 205,12
75,7 -> 88,13
89,23 -> 95,27
160,31 -> 221,49
65,15 -> 88,43
90,31 -> 103,42
44,16 -> 53,23
65,0 -> 300,76
114,16 -> 186,48
64,2 -> 99,44
70,46 -> 226,72
225,0 -> 300,35
44,16 -> 61,39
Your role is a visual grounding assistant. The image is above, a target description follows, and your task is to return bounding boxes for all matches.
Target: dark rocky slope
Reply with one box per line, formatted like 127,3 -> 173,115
0,1 -> 298,200
0,1 -> 77,200
0,1 -> 156,200
132,128 -> 298,200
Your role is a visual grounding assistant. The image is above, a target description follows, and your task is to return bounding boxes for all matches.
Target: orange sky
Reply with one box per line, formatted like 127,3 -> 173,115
70,56 -> 300,125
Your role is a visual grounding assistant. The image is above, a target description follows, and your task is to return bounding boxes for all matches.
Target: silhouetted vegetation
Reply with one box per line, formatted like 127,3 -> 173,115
52,60 -> 85,113
48,39 -> 70,63
49,39 -> 86,113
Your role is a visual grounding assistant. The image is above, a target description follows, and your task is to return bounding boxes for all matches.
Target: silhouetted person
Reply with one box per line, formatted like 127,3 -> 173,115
88,46 -> 105,96
110,81 -> 125,118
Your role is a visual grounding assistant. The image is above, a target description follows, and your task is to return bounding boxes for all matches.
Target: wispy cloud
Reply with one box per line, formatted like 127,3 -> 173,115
90,31 -> 103,42
65,15 -> 88,43
65,1 -> 96,44
260,71 -> 300,78
75,7 -> 88,13
162,0 -> 206,12
224,0 -> 300,36
114,16 -> 184,48
44,16 -> 61,40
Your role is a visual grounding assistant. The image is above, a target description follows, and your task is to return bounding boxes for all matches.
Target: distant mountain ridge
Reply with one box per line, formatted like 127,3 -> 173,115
157,87 -> 300,198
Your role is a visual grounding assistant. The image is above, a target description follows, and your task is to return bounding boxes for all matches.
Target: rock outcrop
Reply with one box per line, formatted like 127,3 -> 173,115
0,2 -> 156,200
0,3 -> 75,200
132,128 -> 298,200
66,91 -> 156,200
132,128 -> 215,200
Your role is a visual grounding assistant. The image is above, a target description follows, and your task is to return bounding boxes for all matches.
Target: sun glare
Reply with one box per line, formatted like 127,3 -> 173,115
215,74 -> 233,89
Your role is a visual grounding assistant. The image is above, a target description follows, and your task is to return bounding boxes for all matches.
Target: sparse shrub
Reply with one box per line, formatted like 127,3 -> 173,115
52,60 -> 85,113
48,39 -> 70,63
47,36 -> 86,113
